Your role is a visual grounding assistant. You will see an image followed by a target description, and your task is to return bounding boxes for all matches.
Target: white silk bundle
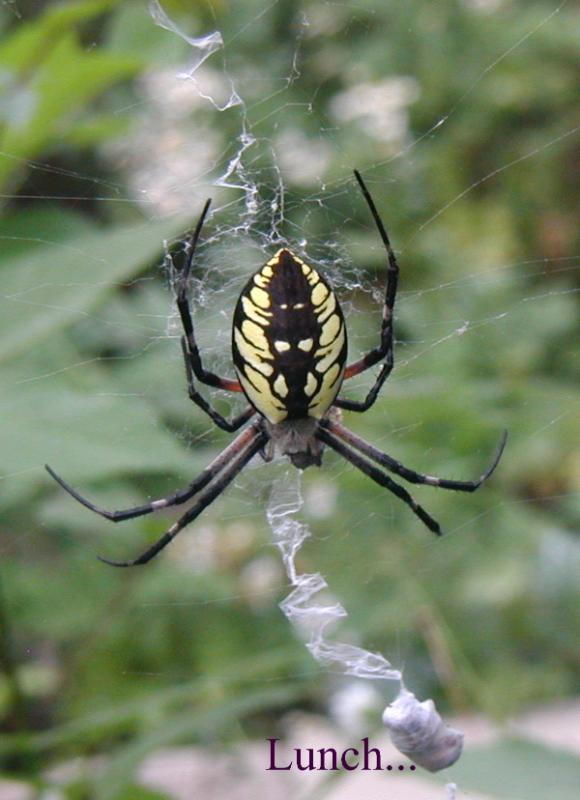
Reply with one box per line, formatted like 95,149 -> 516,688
383,686 -> 464,772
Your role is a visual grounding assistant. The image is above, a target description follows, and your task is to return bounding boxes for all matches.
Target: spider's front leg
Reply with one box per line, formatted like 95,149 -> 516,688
174,198 -> 241,393
335,170 -> 399,413
317,424 -> 442,535
172,200 -> 254,430
180,338 -> 254,433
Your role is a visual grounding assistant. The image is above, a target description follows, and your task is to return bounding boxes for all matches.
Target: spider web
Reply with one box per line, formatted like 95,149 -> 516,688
1,0 -> 579,795
145,0 -> 577,729
128,0 -> 578,785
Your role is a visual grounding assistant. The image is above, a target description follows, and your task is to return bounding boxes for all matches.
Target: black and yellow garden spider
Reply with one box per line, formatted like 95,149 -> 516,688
46,171 -> 506,567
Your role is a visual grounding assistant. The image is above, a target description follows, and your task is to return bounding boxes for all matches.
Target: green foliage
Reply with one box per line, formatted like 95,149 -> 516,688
0,0 -> 578,797
0,0 -> 140,190
444,738 -> 580,800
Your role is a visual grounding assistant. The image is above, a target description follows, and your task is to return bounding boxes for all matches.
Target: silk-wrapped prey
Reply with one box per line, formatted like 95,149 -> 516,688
382,687 -> 463,772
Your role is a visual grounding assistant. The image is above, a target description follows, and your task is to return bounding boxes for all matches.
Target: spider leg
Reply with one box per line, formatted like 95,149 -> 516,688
174,199 -> 242,393
336,355 -> 394,413
99,426 -> 268,567
335,170 -> 399,413
317,425 -> 442,535
180,338 -> 254,432
45,423 -> 263,523
322,420 -> 508,491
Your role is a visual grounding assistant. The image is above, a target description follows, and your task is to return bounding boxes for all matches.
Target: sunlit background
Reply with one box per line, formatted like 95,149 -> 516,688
0,0 -> 579,798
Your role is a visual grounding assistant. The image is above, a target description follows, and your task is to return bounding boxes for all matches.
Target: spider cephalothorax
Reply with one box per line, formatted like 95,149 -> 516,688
262,412 -> 340,469
46,171 -> 507,567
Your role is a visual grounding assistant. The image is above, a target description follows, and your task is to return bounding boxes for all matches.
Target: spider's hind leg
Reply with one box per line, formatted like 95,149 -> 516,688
100,423 -> 268,567
317,423 -> 442,535
323,419 -> 507,492
45,422 -> 265,525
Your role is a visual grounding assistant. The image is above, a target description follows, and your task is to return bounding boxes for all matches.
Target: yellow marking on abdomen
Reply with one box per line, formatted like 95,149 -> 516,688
267,251 -> 285,267
244,364 -> 271,393
238,371 -> 287,424
242,319 -> 270,352
311,282 -> 329,306
234,328 -> 274,372
298,338 -> 314,352
315,326 -> 345,373
274,340 -> 291,352
241,296 -> 272,326
273,373 -> 289,398
316,291 -> 336,322
304,372 -> 318,397
319,313 -> 341,346
309,362 -> 343,418
250,286 -> 271,309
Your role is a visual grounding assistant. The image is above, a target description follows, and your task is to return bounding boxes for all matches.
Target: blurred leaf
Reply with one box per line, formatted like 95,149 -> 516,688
0,0 -> 140,189
61,113 -> 131,148
115,786 -> 170,800
0,646 -> 308,757
0,0 -> 119,70
0,383 -> 197,504
0,215 -> 186,364
94,684 -> 306,800
442,738 -> 580,800
0,207 -> 95,259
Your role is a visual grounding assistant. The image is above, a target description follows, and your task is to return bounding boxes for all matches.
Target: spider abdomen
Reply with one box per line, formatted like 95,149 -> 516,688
232,249 -> 347,424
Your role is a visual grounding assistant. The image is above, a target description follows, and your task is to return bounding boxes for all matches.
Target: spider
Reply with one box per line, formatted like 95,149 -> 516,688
46,170 -> 507,567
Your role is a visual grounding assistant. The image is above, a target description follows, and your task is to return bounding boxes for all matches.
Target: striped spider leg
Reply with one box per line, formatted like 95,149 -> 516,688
173,198 -> 253,431
317,420 -> 508,535
334,169 -> 400,413
46,421 -> 267,566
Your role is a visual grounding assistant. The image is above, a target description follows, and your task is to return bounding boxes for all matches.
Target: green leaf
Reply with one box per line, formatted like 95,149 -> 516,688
0,0 -> 120,69
443,737 -> 580,800
0,0 -> 142,189
0,383 -> 196,498
0,35 -> 141,187
0,647 -> 307,757
61,113 -> 131,148
0,215 -> 187,364
115,786 -> 170,800
0,207 -> 95,260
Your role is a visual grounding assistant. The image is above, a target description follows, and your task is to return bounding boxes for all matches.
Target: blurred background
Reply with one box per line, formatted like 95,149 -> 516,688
0,0 -> 579,798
